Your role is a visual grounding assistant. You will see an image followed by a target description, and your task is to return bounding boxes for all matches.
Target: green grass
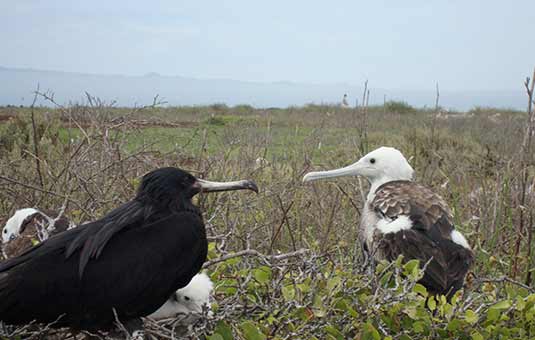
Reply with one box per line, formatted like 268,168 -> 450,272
0,103 -> 534,339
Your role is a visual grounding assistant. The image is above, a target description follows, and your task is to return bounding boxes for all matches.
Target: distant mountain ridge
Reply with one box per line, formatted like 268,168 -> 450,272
0,66 -> 527,110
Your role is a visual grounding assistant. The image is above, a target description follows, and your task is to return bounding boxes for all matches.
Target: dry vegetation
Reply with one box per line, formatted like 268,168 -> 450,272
0,80 -> 534,339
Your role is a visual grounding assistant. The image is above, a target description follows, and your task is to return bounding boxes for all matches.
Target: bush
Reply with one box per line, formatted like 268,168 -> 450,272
385,101 -> 416,114
203,114 -> 258,126
200,253 -> 535,340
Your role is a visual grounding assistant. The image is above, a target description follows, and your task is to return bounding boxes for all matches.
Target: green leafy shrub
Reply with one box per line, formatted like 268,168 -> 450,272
203,114 -> 258,126
198,251 -> 535,340
385,101 -> 416,114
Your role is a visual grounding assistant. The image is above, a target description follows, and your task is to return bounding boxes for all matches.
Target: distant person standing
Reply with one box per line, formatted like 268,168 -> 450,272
341,94 -> 350,108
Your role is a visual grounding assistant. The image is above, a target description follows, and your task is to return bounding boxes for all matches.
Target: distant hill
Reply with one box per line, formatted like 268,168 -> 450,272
0,66 -> 527,110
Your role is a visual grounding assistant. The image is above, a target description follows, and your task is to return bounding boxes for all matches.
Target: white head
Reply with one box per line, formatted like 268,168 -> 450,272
303,147 -> 414,193
148,273 -> 214,320
2,208 -> 40,244
174,272 -> 213,313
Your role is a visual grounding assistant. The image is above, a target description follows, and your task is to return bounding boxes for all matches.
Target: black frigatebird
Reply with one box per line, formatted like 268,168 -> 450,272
0,167 -> 257,332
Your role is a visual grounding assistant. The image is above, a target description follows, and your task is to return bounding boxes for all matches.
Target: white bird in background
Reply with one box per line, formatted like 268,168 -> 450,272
2,208 -> 73,258
341,94 -> 350,108
2,208 -> 40,243
303,146 -> 474,299
149,272 -> 214,320
255,157 -> 270,168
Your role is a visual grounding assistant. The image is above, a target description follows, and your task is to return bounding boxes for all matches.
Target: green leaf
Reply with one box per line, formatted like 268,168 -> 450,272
395,254 -> 405,267
427,296 -> 437,311
515,296 -> 526,311
297,280 -> 311,293
362,322 -> 381,340
253,266 -> 272,284
486,308 -> 500,322
446,319 -> 461,332
471,331 -> 484,340
324,325 -> 344,340
327,276 -> 342,292
313,307 -> 326,318
403,259 -> 420,278
413,283 -> 428,297
207,242 -> 219,259
413,321 -> 425,333
450,291 -> 460,305
335,298 -> 358,317
490,300 -> 511,310
207,335 -> 225,340
439,295 -> 448,305
240,321 -> 266,340
465,309 -> 478,324
215,321 -> 234,340
266,314 -> 277,325
379,272 -> 393,287
282,285 -> 296,301
404,306 -> 418,320
375,260 -> 388,274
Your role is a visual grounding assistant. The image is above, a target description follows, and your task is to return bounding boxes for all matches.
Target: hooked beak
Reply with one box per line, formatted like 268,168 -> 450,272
195,178 -> 259,193
302,161 -> 365,183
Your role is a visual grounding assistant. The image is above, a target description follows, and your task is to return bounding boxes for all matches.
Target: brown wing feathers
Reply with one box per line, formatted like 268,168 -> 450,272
373,181 -> 455,239
371,180 -> 474,298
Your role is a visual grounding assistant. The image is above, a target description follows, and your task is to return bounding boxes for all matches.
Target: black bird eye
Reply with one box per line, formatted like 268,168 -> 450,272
3,229 -> 6,233
184,296 -> 191,301
370,158 -> 376,164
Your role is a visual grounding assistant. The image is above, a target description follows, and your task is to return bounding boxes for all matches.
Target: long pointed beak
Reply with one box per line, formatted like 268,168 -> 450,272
302,162 -> 364,183
195,178 -> 259,193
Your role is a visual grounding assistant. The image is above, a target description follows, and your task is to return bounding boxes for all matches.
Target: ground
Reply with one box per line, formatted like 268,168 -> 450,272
0,101 -> 534,339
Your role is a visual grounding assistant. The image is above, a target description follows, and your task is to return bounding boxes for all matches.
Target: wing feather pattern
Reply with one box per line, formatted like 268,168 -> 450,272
65,200 -> 146,277
370,181 -> 474,298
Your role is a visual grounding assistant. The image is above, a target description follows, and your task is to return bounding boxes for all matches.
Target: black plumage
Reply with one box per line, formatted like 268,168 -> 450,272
0,167 -> 257,332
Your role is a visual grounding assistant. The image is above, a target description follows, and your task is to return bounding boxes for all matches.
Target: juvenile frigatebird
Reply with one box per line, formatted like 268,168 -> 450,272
2,208 -> 73,259
303,147 -> 474,298
0,167 -> 257,332
148,272 -> 213,320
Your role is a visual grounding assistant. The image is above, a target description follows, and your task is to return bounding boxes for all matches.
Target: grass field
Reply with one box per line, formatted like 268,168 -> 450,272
0,100 -> 534,339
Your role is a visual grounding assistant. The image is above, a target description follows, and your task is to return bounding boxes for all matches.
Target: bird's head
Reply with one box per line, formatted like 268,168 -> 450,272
137,167 -> 258,207
2,208 -> 42,244
173,272 -> 214,314
303,146 -> 414,189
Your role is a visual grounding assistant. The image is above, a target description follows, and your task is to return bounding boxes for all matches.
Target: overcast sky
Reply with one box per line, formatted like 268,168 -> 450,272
1,1 -> 534,92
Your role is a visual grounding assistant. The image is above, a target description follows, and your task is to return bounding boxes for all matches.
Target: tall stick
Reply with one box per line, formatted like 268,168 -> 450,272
512,67 -> 535,280
358,80 -> 369,155
430,82 -> 440,149
435,82 -> 440,111
30,85 -> 44,188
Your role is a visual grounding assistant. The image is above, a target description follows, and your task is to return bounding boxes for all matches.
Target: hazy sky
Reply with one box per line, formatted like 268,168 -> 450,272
2,1 -> 534,92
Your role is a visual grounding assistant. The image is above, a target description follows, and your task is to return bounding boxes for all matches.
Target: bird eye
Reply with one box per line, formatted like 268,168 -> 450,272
184,296 -> 191,301
370,158 -> 376,164
3,229 -> 6,233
